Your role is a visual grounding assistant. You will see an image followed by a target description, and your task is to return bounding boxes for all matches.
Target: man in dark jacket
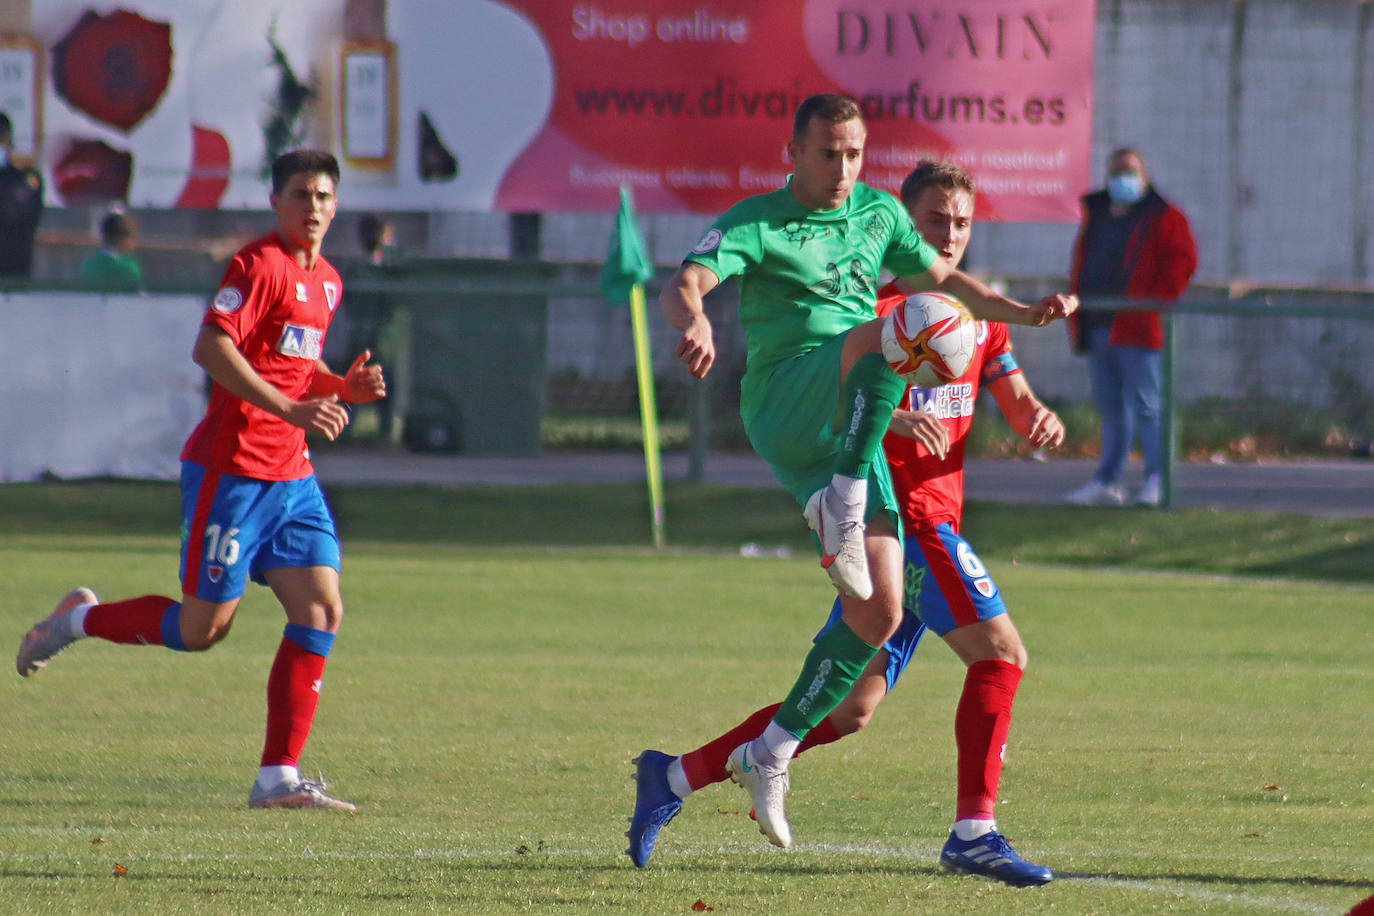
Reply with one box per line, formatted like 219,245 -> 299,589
0,112 -> 43,280
1064,148 -> 1197,507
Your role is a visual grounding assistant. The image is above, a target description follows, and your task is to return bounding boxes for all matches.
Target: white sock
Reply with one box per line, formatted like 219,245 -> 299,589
665,757 -> 692,800
68,603 -> 95,638
829,473 -> 866,506
257,765 -> 298,791
953,818 -> 996,841
752,721 -> 800,768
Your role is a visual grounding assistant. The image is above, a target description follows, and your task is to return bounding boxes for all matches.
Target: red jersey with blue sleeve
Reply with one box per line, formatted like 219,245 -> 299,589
180,233 -> 342,481
875,281 -> 1021,531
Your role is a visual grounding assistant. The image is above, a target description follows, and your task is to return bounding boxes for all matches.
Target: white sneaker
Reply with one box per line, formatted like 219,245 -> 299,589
16,587 -> 97,677
803,487 -> 872,599
249,776 -> 356,811
726,743 -> 791,848
1135,475 -> 1162,507
1064,480 -> 1125,507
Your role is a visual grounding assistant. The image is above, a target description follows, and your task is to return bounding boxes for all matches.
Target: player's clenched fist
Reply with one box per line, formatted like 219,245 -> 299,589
344,349 -> 387,403
675,316 -> 716,379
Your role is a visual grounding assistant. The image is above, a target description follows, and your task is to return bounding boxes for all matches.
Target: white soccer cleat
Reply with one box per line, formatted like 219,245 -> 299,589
16,587 -> 97,677
804,487 -> 872,599
248,776 -> 356,811
726,743 -> 792,848
1064,480 -> 1125,507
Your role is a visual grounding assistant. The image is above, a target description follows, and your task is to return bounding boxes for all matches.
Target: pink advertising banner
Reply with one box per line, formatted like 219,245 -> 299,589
495,0 -> 1096,221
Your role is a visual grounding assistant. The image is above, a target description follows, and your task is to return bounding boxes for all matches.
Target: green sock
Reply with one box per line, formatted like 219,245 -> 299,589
773,620 -> 879,737
835,352 -> 907,480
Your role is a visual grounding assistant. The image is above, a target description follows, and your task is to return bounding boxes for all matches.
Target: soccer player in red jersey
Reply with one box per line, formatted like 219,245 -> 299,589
629,161 -> 1064,885
16,149 -> 385,810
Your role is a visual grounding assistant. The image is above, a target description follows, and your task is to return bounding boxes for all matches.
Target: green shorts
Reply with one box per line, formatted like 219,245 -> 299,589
741,332 -> 903,542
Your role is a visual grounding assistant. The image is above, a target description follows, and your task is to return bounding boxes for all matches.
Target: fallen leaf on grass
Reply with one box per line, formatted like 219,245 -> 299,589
691,900 -> 714,912
112,863 -> 128,877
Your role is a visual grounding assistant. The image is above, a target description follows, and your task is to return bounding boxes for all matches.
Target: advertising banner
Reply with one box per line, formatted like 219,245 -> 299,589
29,0 -> 1093,220
495,1 -> 1095,220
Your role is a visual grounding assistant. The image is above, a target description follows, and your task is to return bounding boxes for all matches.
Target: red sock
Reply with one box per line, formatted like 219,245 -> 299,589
82,595 -> 177,646
955,658 -> 1023,821
679,703 -> 845,792
260,637 -> 328,768
680,704 -> 780,791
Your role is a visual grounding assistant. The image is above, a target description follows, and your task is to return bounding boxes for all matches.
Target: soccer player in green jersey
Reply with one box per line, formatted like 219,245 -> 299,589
656,94 -> 1076,847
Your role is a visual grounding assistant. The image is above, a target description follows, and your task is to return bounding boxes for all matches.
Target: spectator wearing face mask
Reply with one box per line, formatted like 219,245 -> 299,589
1063,147 -> 1198,508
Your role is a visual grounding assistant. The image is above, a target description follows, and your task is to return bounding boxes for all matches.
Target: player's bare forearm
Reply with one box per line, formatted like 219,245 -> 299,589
898,265 -> 1078,327
193,326 -> 294,418
661,264 -> 719,378
192,326 -> 350,439
989,375 -> 1064,449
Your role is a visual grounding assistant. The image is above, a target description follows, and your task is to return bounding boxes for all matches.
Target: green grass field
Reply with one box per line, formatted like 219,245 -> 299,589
2,481 -> 1371,914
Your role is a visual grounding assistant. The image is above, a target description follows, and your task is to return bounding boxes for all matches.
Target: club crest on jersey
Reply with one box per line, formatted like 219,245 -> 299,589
278,323 -> 324,360
295,282 -> 309,302
208,565 -> 224,584
323,281 -> 339,312
692,227 -> 722,254
212,287 -> 244,313
973,577 -> 995,598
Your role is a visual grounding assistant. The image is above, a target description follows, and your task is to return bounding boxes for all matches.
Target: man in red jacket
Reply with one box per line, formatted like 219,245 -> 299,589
1064,147 -> 1197,507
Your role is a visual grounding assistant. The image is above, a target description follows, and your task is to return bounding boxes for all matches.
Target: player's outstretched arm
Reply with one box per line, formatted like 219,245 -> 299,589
897,261 -> 1078,327
192,325 -> 351,440
660,262 -> 720,379
988,372 -> 1064,450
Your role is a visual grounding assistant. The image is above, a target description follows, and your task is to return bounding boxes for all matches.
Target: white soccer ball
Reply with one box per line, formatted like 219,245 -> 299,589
879,291 -> 977,387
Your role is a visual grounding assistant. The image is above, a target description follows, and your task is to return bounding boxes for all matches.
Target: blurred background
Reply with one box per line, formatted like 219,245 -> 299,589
2,0 -> 1372,482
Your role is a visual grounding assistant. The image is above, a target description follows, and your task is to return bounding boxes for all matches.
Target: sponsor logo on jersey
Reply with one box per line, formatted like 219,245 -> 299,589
910,381 -> 976,419
323,281 -> 339,312
212,286 -> 244,313
691,227 -> 722,254
208,565 -> 224,583
295,282 -> 309,302
278,323 -> 324,360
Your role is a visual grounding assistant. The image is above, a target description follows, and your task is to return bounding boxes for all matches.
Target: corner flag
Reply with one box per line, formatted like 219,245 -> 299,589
601,186 -> 654,303
602,186 -> 664,548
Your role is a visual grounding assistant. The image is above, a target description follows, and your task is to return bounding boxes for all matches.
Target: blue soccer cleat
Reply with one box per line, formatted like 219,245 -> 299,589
626,750 -> 683,867
939,829 -> 1053,887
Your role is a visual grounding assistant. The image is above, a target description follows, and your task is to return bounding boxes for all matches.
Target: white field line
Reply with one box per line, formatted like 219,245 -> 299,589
0,834 -> 1359,913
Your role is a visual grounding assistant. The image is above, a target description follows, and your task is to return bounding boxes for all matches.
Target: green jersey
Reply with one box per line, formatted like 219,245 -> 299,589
80,250 -> 143,291
685,179 -> 936,420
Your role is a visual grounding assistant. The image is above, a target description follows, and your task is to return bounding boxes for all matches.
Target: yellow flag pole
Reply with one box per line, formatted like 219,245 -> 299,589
629,281 -> 665,549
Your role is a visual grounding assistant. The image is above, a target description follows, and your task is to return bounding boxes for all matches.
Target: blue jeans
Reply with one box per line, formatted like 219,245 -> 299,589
1086,326 -> 1162,486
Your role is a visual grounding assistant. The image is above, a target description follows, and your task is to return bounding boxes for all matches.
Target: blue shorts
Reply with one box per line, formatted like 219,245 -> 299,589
816,522 -> 1007,691
179,461 -> 341,602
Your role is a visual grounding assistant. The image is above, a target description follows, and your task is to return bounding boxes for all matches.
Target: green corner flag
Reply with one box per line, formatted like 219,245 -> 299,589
602,186 -> 664,548
601,186 -> 654,304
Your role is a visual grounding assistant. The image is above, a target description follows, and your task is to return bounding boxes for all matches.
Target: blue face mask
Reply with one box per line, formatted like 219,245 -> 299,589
1107,172 -> 1145,205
